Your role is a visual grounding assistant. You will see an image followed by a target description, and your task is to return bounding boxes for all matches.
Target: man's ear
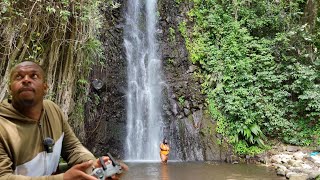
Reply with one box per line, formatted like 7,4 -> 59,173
44,83 -> 48,95
7,84 -> 12,100
7,83 -> 11,94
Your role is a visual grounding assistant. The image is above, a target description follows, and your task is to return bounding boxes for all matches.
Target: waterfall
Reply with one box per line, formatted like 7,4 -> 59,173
124,0 -> 163,160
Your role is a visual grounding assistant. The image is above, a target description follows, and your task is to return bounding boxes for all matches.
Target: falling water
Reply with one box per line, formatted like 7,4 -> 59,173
124,0 -> 163,160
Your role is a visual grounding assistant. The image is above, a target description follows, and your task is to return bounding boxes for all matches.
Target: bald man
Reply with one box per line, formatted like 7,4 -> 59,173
0,61 -> 126,180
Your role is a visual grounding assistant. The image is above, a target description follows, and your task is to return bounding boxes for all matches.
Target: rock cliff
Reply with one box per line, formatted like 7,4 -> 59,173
84,0 -> 229,161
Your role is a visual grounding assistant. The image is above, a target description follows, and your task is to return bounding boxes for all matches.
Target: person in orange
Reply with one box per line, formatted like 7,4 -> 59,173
160,138 -> 170,164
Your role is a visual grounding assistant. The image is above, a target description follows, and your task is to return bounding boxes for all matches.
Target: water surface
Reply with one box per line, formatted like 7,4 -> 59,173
122,161 -> 285,180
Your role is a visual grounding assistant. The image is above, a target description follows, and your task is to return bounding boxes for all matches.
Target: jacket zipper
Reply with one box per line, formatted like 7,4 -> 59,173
38,117 -> 47,175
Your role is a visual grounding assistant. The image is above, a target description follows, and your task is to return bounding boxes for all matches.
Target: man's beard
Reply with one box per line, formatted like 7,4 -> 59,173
16,88 -> 36,107
19,99 -> 35,107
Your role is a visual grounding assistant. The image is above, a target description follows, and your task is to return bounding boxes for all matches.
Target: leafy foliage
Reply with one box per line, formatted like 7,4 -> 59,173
184,0 -> 319,154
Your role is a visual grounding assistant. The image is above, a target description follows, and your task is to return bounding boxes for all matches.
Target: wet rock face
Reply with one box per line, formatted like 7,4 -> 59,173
83,0 -> 229,161
158,0 -> 229,161
84,0 -> 127,159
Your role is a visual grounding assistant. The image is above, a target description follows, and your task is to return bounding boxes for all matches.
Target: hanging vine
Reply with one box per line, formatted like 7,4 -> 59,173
0,0 -> 104,140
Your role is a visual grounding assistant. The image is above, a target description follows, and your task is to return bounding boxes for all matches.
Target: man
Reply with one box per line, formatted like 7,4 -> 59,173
159,138 -> 170,164
0,61 -> 126,179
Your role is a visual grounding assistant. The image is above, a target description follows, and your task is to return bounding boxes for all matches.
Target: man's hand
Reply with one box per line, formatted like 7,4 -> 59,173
93,156 -> 129,180
63,160 -> 97,180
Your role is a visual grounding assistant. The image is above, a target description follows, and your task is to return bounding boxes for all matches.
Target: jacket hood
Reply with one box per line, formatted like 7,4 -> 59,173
0,99 -> 36,123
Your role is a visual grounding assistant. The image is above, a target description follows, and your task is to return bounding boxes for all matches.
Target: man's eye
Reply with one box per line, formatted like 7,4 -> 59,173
32,74 -> 39,79
15,75 -> 22,80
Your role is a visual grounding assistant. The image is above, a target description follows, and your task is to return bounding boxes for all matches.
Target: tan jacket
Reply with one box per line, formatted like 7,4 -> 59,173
0,99 -> 96,180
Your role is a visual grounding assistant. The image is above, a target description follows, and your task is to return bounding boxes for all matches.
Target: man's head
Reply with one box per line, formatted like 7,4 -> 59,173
8,61 -> 48,108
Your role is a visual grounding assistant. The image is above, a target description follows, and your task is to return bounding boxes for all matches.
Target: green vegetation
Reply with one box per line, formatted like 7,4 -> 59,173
169,27 -> 176,43
183,0 -> 319,155
178,95 -> 186,106
1,0 -> 319,156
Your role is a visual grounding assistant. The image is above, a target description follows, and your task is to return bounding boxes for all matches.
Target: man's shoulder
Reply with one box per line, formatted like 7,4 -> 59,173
43,99 -> 59,108
43,99 -> 63,115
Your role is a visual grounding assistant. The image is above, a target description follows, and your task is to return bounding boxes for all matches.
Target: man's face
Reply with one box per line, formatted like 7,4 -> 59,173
9,62 -> 48,107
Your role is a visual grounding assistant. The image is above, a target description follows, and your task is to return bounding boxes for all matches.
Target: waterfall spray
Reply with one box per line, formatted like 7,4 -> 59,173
124,0 -> 163,161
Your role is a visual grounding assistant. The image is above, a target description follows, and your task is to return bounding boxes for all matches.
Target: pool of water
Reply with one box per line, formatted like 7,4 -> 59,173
121,161 -> 286,180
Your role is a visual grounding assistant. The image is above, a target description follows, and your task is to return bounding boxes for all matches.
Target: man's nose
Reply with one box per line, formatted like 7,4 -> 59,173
22,75 -> 32,83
